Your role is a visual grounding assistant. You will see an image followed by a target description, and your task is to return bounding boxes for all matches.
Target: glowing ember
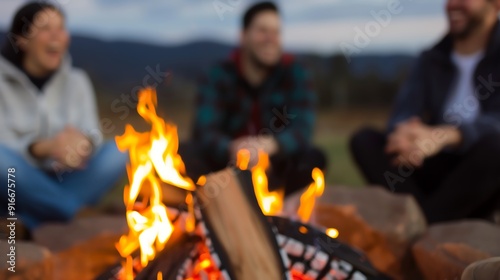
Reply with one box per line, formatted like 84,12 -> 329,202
186,254 -> 312,280
326,228 -> 339,239
184,244 -> 222,280
115,88 -> 196,279
291,270 -> 315,280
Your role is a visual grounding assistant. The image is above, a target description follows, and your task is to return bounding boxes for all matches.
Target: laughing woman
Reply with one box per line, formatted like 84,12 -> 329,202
0,2 -> 127,232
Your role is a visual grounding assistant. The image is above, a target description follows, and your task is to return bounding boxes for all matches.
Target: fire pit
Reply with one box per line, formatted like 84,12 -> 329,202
97,89 -> 390,280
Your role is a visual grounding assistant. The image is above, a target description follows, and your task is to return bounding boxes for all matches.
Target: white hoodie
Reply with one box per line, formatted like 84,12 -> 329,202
0,55 -> 103,167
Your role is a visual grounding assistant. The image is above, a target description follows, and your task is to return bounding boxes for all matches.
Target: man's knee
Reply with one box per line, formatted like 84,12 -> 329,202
469,133 -> 500,163
349,127 -> 386,158
350,127 -> 384,150
473,133 -> 500,155
269,145 -> 327,178
304,146 -> 327,171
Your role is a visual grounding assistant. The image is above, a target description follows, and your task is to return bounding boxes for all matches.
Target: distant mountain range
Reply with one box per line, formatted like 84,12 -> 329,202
0,31 -> 232,92
0,31 -> 415,105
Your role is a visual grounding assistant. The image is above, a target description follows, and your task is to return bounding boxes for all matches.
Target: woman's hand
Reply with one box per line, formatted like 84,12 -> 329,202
30,126 -> 93,169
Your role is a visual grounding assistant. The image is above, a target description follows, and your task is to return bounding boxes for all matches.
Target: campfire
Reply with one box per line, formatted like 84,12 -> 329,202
97,88 -> 389,280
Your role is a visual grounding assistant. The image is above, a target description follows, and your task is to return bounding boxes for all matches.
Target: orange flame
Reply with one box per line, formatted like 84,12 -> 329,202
297,168 -> 325,223
236,150 -> 327,221
196,175 -> 207,186
236,149 -> 284,216
115,88 -> 195,278
236,149 -> 326,221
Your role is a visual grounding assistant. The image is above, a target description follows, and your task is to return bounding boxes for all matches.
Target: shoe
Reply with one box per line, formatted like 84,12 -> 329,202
461,257 -> 500,280
493,210 -> 500,225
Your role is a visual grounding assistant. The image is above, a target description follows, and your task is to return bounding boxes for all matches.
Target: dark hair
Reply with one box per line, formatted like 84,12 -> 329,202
1,2 -> 63,66
242,1 -> 279,30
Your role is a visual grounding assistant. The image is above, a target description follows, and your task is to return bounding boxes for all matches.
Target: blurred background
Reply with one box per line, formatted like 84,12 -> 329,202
0,0 -> 448,187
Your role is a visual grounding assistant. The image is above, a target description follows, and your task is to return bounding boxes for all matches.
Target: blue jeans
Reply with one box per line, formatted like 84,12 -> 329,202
0,141 -> 128,229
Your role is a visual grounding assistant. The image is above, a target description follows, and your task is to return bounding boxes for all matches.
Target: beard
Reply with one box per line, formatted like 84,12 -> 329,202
247,49 -> 280,70
450,8 -> 489,40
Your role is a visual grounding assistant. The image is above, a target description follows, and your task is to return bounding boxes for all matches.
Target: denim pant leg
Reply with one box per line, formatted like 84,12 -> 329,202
56,141 -> 128,205
0,145 -> 81,229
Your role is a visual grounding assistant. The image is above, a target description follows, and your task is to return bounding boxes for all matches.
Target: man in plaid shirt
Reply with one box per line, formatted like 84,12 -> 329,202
181,2 -> 326,195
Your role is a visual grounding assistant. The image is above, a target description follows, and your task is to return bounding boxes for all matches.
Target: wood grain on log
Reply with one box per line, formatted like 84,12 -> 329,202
196,168 -> 286,280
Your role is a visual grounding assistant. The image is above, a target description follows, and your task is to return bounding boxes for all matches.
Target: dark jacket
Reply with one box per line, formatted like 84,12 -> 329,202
192,51 -> 316,165
388,21 -> 500,153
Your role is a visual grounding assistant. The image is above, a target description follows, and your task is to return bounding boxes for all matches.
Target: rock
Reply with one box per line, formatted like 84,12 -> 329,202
0,241 -> 53,279
311,186 -> 427,280
51,233 -> 122,280
33,215 -> 127,252
412,220 -> 500,280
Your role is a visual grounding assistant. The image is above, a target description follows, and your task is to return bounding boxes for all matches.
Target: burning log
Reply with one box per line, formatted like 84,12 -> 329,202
135,234 -> 199,280
195,168 -> 288,280
97,231 -> 199,280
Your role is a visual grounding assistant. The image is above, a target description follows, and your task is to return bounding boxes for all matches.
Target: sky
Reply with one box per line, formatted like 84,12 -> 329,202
0,0 -> 449,54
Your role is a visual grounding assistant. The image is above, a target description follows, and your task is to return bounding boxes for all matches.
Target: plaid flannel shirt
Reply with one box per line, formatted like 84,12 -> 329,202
192,50 -> 317,165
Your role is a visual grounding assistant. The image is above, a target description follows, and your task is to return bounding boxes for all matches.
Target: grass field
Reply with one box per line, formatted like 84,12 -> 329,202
313,108 -> 388,187
316,135 -> 364,187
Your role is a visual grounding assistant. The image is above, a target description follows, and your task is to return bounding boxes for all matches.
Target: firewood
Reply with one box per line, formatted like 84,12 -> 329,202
196,168 -> 287,280
159,182 -> 189,208
134,233 -> 200,280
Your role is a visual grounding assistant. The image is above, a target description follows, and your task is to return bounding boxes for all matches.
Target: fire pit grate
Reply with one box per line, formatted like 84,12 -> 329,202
97,171 -> 391,280
97,214 -> 390,280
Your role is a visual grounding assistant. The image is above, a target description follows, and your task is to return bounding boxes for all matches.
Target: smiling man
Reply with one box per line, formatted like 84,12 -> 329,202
180,2 -> 326,196
351,0 -> 500,223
